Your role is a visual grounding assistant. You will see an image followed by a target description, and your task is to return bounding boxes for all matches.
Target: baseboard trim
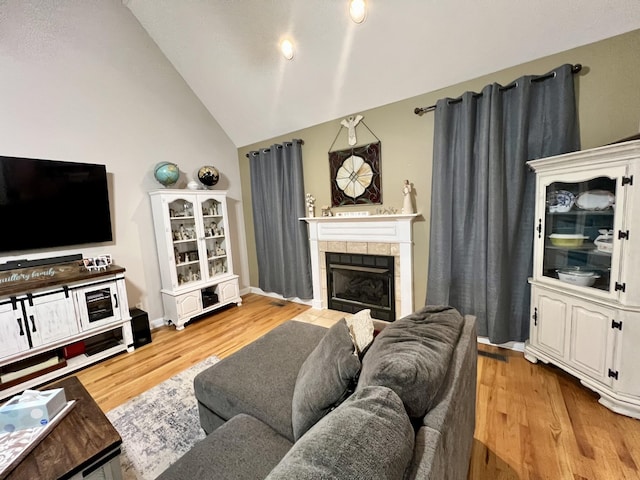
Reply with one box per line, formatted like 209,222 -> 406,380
150,316 -> 167,330
248,287 -> 312,306
477,336 -> 525,352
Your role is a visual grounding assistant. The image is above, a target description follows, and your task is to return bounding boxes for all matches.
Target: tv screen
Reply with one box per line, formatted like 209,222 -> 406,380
0,156 -> 113,253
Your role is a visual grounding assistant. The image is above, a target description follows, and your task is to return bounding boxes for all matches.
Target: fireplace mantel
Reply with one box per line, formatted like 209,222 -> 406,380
302,214 -> 418,318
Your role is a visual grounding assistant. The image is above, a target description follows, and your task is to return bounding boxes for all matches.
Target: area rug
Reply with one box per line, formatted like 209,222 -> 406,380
106,355 -> 220,479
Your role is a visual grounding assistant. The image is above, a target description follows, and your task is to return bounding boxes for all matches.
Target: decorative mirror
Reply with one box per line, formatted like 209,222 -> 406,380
329,141 -> 382,207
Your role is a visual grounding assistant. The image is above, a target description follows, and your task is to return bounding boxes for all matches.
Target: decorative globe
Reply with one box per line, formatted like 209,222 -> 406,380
197,165 -> 220,188
154,162 -> 180,187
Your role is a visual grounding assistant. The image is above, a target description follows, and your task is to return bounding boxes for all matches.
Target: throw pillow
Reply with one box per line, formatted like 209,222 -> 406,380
291,319 -> 361,441
356,305 -> 464,418
267,386 -> 415,480
344,309 -> 375,356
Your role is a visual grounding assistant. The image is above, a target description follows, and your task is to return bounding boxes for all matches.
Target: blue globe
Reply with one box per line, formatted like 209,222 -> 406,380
154,162 -> 180,187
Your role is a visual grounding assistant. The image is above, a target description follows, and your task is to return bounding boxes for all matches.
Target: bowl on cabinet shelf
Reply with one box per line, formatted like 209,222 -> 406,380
594,229 -> 614,253
556,268 -> 600,287
549,233 -> 589,247
546,190 -> 575,213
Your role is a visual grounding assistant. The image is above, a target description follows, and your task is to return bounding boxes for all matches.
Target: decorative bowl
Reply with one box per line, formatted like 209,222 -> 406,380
549,233 -> 589,247
556,268 -> 600,287
594,229 -> 614,253
547,190 -> 575,213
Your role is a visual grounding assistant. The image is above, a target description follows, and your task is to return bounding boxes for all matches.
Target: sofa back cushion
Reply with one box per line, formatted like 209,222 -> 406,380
356,305 -> 464,418
268,386 -> 414,480
291,319 -> 361,440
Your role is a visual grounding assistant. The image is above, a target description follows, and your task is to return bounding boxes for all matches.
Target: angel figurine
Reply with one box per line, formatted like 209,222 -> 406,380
341,115 -> 363,146
305,193 -> 316,217
402,180 -> 414,214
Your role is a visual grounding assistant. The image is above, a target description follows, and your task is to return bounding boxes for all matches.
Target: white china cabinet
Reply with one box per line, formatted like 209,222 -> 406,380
149,190 -> 241,330
525,140 -> 640,419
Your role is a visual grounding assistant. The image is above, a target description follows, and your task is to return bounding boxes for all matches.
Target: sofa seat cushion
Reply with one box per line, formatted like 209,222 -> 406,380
291,318 -> 362,440
356,305 -> 464,418
156,413 -> 293,480
267,386 -> 414,480
194,321 -> 328,442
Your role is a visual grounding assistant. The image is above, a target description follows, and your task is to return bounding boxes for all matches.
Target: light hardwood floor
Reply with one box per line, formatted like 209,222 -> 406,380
65,293 -> 639,479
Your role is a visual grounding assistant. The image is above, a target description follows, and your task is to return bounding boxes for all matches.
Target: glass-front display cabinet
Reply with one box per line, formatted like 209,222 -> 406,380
524,140 -> 640,420
539,174 -> 621,298
150,190 -> 241,330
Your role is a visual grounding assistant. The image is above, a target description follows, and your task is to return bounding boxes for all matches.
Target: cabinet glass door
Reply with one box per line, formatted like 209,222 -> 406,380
200,197 -> 228,280
542,176 -> 617,292
168,198 -> 202,286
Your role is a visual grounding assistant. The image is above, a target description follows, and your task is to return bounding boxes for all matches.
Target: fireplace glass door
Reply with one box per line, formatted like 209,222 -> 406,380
326,253 -> 395,321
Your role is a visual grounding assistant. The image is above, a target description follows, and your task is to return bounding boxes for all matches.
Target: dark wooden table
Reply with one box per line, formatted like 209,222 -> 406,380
5,376 -> 122,480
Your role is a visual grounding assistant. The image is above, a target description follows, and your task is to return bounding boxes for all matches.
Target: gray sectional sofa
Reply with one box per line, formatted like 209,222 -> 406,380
157,306 -> 478,480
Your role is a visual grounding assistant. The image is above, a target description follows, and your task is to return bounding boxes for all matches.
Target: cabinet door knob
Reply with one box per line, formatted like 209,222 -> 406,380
29,315 -> 37,332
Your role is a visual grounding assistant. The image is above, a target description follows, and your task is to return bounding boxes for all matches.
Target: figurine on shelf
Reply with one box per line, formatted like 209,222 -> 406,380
306,193 -> 316,217
321,205 -> 333,217
402,180 -> 414,214
216,245 -> 226,256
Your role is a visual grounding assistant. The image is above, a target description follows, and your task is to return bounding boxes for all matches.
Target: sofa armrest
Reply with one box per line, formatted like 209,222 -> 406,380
407,314 -> 478,480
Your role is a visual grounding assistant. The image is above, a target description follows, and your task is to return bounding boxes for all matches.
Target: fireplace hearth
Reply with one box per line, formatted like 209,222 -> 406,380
326,252 -> 395,321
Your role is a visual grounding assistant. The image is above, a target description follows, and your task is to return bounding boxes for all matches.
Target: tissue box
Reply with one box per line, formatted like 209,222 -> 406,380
0,388 -> 67,433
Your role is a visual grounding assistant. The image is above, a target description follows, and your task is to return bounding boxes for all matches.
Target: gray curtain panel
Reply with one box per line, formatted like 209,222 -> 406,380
249,140 -> 313,299
427,64 -> 580,343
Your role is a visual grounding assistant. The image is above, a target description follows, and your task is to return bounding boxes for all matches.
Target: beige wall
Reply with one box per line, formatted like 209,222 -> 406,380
239,29 -> 640,308
0,0 -> 249,325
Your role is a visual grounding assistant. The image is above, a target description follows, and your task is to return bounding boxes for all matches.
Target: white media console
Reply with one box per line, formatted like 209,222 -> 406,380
0,261 -> 133,400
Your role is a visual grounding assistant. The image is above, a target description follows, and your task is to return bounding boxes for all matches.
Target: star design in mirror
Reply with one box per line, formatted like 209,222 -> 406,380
335,155 -> 373,199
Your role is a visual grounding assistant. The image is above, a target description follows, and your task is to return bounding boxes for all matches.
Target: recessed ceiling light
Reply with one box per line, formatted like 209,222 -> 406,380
349,0 -> 367,24
280,39 -> 294,60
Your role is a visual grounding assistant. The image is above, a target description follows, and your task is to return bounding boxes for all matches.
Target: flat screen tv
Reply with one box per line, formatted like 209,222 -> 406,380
0,155 -> 113,253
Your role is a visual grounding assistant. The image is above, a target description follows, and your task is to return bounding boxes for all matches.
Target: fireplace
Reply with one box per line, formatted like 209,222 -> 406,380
303,214 -> 417,320
326,252 -> 395,321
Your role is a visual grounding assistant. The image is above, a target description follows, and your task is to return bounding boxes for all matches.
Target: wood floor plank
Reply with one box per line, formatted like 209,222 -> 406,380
47,294 -> 640,479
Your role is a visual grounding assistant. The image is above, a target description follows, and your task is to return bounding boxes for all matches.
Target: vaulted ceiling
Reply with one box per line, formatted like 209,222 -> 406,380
125,1 -> 640,147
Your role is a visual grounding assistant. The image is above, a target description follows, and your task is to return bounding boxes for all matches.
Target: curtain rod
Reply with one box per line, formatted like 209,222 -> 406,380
413,63 -> 583,116
245,139 -> 304,158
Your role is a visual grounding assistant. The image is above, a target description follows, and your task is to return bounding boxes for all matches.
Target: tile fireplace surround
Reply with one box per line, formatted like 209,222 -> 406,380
303,214 -> 418,319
